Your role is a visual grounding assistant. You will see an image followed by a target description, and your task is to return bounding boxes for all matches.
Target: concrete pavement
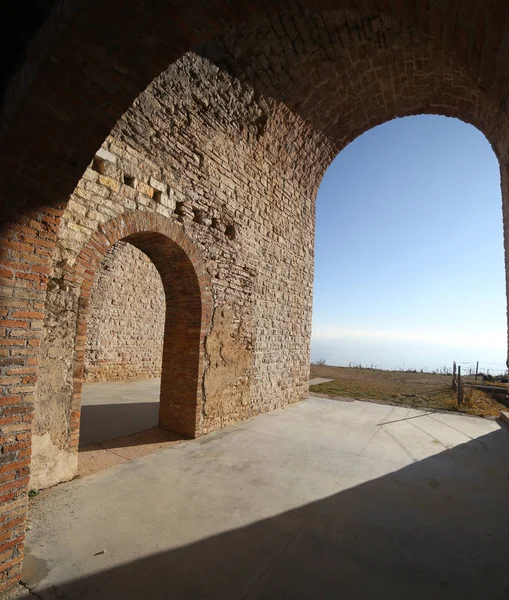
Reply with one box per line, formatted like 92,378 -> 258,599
80,378 -> 160,447
80,376 -> 333,448
21,397 -> 509,599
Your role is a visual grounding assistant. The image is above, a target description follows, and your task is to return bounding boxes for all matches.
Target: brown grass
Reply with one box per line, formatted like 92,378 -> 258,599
309,364 -> 507,418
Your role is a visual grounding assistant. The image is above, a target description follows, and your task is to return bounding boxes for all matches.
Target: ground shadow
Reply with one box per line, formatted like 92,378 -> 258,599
79,402 -> 159,448
22,424 -> 509,600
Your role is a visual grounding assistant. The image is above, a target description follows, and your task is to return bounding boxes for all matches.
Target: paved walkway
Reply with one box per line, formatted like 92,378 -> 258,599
78,377 -> 336,477
22,397 -> 509,599
80,377 -> 333,448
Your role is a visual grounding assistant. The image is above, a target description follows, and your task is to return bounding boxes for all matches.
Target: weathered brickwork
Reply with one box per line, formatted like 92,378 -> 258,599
84,242 -> 165,383
0,208 -> 61,591
2,2 -> 509,591
31,53 -> 324,490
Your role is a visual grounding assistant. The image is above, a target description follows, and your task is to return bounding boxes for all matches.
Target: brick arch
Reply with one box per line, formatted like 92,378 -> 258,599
3,2 -> 509,224
198,10 -> 509,167
71,211 -> 212,442
294,46 -> 509,173
1,2 -> 509,591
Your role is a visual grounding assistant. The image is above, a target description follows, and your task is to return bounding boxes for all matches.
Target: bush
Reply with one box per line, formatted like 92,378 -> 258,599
312,359 -> 327,366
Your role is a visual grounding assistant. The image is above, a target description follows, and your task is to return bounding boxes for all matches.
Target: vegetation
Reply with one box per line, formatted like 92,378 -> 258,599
311,359 -> 327,366
309,364 -> 507,418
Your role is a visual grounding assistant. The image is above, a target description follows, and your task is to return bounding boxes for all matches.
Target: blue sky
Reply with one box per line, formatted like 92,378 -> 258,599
311,115 -> 507,373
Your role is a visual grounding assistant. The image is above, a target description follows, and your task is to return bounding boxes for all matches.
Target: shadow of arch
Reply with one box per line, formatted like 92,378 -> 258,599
69,211 -> 212,447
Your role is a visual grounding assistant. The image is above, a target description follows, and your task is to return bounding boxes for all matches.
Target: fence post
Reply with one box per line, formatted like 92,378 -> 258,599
458,365 -> 462,404
475,361 -> 479,381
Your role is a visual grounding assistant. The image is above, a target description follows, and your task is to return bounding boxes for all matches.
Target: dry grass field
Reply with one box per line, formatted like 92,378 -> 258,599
309,364 -> 507,418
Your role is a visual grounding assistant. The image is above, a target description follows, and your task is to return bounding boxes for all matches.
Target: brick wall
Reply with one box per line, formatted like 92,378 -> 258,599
0,208 -> 61,592
30,24 -> 509,489
84,241 -> 165,383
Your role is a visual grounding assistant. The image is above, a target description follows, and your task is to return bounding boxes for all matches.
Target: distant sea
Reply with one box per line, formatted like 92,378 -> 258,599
310,337 -> 507,375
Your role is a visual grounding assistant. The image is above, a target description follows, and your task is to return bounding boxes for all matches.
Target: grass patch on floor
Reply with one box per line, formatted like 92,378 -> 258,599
309,365 -> 507,418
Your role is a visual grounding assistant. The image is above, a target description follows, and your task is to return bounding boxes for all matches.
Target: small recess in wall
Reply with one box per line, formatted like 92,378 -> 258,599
92,157 -> 106,175
124,174 -> 135,187
225,224 -> 236,240
153,190 -> 162,203
192,208 -> 204,224
211,217 -> 219,229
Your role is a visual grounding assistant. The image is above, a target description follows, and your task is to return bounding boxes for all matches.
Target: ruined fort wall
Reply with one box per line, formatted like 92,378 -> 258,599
3,3 -> 509,592
32,53 -> 329,489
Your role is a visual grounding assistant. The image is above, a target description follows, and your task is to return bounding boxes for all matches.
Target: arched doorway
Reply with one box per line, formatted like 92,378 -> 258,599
79,240 -> 166,448
72,213 -> 212,444
30,212 -> 212,491
312,115 -> 505,373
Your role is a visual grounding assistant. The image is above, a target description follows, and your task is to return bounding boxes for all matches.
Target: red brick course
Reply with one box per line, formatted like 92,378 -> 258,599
0,210 -> 56,588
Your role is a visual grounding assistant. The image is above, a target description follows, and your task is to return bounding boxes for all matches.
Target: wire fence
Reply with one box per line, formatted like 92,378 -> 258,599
456,361 -> 508,377
452,360 -> 508,406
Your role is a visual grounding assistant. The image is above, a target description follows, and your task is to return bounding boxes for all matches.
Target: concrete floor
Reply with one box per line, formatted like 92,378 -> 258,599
78,378 -> 181,478
80,378 -> 160,447
79,378 -> 331,449
21,397 -> 509,599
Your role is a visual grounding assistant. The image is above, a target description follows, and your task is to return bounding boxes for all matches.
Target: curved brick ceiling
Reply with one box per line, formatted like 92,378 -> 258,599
198,9 -> 509,161
2,1 -> 509,223
0,0 -> 58,101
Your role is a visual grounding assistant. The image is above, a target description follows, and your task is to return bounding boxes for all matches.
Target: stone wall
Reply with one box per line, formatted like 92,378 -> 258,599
84,242 -> 165,383
31,52 -> 327,489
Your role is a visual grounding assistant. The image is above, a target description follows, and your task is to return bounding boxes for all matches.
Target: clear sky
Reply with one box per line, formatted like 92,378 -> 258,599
311,115 -> 507,374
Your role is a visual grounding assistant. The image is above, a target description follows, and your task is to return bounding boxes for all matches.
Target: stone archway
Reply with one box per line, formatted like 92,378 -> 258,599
30,211 -> 212,492
72,211 -> 212,444
83,241 -> 166,384
3,2 -> 509,224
